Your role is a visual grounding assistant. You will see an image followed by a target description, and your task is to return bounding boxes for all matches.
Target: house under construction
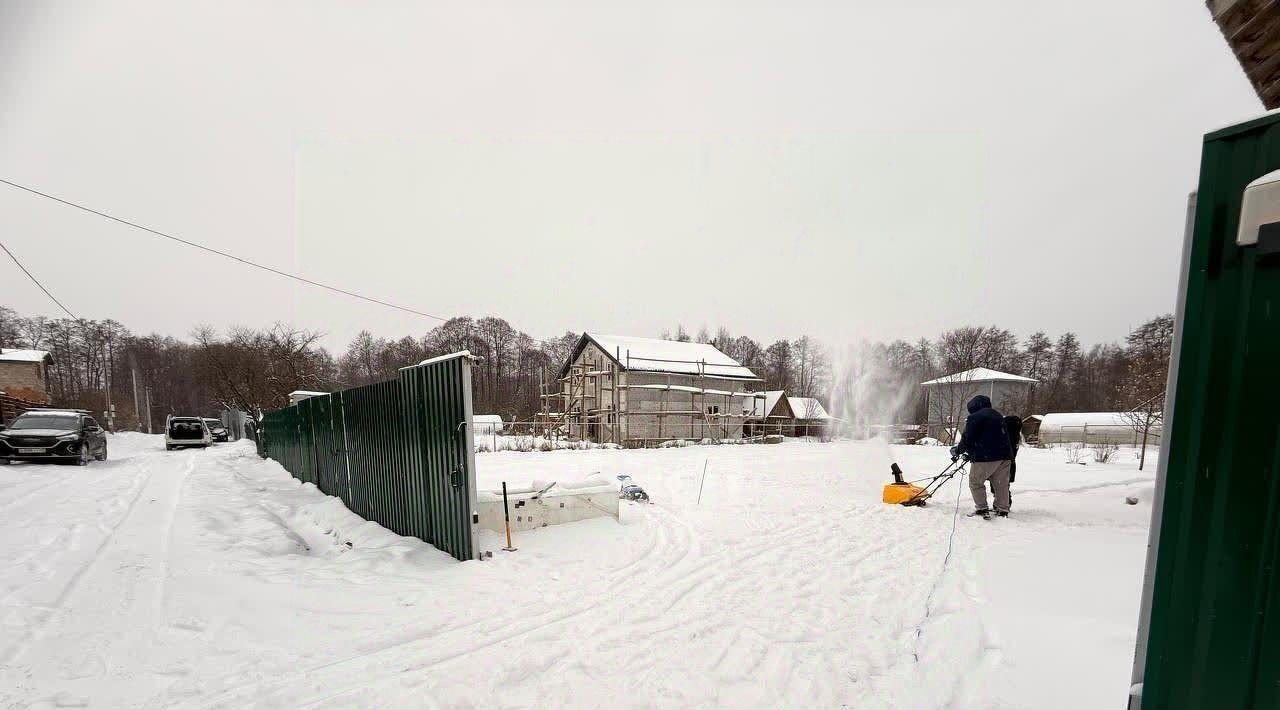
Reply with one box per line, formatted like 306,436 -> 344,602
542,333 -> 765,446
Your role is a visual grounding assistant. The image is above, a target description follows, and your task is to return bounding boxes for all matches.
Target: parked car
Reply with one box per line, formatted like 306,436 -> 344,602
0,409 -> 107,465
165,416 -> 211,450
203,418 -> 230,443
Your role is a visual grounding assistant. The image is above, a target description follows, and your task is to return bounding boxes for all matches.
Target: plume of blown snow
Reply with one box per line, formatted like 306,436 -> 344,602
828,342 -> 917,444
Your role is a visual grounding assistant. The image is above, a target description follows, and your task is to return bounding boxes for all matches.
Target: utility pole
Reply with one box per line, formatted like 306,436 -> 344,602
104,359 -> 114,432
130,361 -> 141,432
143,385 -> 153,434
102,330 -> 116,432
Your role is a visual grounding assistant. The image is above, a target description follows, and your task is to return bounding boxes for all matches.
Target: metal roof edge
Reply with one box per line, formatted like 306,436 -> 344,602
1204,107 -> 1280,142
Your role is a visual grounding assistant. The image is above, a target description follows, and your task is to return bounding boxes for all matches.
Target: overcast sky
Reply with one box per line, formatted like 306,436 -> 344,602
0,0 -> 1262,352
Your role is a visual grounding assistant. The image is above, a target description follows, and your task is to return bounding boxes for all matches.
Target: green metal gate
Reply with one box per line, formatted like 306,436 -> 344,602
1131,112 -> 1280,709
260,353 -> 479,561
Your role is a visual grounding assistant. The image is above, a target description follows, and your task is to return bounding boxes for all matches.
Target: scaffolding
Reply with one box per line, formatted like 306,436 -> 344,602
539,345 -> 767,447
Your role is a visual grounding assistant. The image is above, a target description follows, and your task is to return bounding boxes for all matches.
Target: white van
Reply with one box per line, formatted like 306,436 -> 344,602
165,416 -> 211,450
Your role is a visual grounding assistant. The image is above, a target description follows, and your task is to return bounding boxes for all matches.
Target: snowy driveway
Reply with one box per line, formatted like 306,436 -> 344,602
0,435 -> 1154,708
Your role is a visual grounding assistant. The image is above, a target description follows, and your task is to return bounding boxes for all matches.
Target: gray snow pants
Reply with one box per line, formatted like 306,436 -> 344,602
969,459 -> 1012,513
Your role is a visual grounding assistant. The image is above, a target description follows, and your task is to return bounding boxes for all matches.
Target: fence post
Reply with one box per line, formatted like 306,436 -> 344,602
338,392 -> 355,504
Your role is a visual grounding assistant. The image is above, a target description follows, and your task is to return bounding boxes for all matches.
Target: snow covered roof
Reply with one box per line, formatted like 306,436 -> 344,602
744,391 -> 832,420
565,333 -> 760,380
0,348 -> 51,363
787,397 -> 832,420
473,415 -> 503,425
920,367 -> 1037,386
1039,412 -> 1160,430
414,350 -> 477,368
744,390 -> 785,417
288,390 -> 328,399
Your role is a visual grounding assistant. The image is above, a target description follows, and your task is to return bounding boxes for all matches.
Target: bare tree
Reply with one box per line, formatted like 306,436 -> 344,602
1046,332 -> 1082,411
792,336 -> 829,398
0,306 -> 20,349
937,326 -> 986,373
1117,315 -> 1174,470
1119,395 -> 1163,470
1023,331 -> 1053,413
764,340 -> 793,391
194,324 -> 334,417
925,368 -> 980,444
340,330 -> 384,386
729,335 -> 763,372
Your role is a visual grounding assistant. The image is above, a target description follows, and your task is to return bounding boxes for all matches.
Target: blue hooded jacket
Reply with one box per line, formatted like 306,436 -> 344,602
951,395 -> 1014,462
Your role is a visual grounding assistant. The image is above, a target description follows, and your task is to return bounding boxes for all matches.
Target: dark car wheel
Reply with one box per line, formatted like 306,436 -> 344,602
95,444 -> 107,461
76,447 -> 89,466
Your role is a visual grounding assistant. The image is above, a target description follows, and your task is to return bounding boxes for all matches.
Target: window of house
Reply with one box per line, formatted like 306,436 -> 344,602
707,405 -> 720,415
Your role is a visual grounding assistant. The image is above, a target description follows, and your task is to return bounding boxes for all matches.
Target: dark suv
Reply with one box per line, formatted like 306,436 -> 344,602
0,410 -> 108,465
203,418 -> 230,443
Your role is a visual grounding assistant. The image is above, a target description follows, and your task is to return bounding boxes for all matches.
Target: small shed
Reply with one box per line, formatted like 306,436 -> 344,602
0,349 -> 53,404
1021,414 -> 1044,443
743,390 -> 834,437
921,367 -> 1037,442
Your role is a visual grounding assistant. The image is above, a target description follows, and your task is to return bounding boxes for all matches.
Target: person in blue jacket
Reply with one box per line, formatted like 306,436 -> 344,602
950,394 -> 1014,518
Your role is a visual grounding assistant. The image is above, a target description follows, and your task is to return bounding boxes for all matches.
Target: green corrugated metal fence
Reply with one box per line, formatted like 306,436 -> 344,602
1132,112 -> 1280,709
260,353 -> 479,561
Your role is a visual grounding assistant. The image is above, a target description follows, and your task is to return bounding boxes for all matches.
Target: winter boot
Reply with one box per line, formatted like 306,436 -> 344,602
968,509 -> 992,520
995,511 -> 1010,518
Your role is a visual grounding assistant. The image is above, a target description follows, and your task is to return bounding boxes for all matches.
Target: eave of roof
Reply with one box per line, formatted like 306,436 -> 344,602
1208,0 -> 1280,111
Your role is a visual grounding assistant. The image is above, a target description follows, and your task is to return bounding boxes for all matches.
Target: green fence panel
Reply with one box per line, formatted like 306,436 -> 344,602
260,354 -> 479,561
1134,112 -> 1280,709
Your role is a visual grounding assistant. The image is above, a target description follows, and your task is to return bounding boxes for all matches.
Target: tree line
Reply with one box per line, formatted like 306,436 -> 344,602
0,305 -> 1172,429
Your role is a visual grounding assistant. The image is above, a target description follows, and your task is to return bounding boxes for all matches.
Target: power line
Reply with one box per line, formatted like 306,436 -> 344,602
0,239 -> 79,320
0,178 -> 448,323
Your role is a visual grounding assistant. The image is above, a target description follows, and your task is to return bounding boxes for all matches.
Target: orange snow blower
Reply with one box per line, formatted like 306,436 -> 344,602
882,459 -> 967,506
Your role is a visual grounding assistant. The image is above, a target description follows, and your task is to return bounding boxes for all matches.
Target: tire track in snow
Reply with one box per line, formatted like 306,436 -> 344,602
153,453 -> 197,622
530,504 -> 928,705
0,448 -> 197,708
187,500 -> 700,709
188,466 -> 985,708
584,502 -> 948,706
0,457 -> 156,664
0,469 -> 75,516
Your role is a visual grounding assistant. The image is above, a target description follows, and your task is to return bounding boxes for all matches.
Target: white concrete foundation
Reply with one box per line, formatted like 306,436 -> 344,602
476,478 -> 619,534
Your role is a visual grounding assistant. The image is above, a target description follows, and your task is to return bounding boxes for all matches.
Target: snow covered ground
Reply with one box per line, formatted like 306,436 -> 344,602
0,433 -> 1155,708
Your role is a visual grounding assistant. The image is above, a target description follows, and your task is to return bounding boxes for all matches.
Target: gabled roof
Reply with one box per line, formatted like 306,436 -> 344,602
745,390 -> 785,418
0,348 -> 52,363
560,333 -> 760,380
920,367 -> 1037,386
787,397 -> 832,420
746,391 -> 832,420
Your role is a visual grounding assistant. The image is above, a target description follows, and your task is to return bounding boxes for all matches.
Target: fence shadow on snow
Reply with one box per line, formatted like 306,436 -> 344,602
260,352 -> 479,561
